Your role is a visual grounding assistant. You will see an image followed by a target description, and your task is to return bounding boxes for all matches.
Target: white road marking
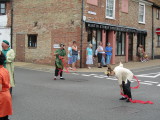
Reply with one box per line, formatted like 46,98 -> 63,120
144,81 -> 159,84
81,74 -> 92,76
106,78 -> 117,80
93,76 -> 105,78
139,82 -> 152,85
79,73 -> 160,87
72,73 -> 79,75
136,72 -> 160,78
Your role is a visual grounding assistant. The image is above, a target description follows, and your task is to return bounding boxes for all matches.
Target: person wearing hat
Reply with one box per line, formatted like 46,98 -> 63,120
1,40 -> 15,94
54,43 -> 66,80
0,51 -> 13,120
105,62 -> 133,102
105,42 -> 112,66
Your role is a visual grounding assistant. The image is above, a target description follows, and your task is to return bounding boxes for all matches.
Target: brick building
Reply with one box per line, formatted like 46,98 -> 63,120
0,0 -> 12,50
12,0 -> 160,67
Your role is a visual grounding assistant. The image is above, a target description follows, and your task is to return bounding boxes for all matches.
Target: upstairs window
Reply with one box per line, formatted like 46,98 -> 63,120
106,0 -> 115,19
139,3 -> 145,24
0,3 -> 6,15
156,9 -> 159,20
28,34 -> 37,48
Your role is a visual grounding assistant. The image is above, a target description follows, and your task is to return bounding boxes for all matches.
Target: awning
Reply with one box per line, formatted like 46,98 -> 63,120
85,21 -> 147,34
0,0 -> 10,2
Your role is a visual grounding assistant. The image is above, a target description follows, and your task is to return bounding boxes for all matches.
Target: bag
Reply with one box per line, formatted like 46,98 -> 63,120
95,49 -> 98,56
78,53 -> 80,60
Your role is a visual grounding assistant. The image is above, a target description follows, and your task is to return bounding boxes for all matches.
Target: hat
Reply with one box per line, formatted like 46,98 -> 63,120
2,40 -> 10,45
60,43 -> 65,47
104,65 -> 113,77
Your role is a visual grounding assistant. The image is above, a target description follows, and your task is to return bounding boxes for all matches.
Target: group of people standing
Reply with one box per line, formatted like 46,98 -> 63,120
0,40 -> 15,120
54,41 -> 113,80
86,41 -> 113,69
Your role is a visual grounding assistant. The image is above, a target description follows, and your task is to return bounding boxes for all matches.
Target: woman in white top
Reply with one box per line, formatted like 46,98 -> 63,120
97,42 -> 105,68
105,62 -> 133,102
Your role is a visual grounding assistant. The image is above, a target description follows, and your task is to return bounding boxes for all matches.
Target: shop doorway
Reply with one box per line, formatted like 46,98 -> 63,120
16,34 -> 25,61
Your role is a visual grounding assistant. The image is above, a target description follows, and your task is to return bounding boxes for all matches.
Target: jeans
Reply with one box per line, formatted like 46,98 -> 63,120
106,55 -> 112,65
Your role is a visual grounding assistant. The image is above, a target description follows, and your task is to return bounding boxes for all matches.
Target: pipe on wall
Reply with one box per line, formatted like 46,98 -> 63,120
80,0 -> 84,68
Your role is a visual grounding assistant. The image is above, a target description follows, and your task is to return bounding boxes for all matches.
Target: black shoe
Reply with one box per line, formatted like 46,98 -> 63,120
60,77 -> 65,80
103,65 -> 107,67
98,66 -> 102,68
126,99 -> 130,102
119,97 -> 127,100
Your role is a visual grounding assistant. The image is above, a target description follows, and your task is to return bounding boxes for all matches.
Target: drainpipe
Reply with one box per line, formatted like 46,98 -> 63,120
152,5 -> 154,59
80,0 -> 84,68
10,0 -> 13,48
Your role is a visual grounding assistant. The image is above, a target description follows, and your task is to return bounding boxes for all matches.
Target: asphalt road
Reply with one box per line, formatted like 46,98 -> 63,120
10,66 -> 160,120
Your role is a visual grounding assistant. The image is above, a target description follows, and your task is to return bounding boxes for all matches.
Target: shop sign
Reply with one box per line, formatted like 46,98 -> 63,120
156,28 -> 160,35
88,11 -> 96,15
53,44 -> 60,48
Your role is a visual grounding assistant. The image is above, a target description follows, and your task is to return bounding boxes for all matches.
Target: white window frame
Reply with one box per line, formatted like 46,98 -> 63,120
138,3 -> 145,24
105,0 -> 116,19
156,9 -> 159,20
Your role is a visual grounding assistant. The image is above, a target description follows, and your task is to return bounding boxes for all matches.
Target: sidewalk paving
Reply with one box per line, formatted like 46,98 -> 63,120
14,59 -> 160,73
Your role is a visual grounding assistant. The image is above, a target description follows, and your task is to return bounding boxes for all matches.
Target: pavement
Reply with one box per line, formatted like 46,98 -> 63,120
14,59 -> 160,73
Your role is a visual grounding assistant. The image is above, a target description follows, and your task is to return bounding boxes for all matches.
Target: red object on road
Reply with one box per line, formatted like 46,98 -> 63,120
120,75 -> 154,104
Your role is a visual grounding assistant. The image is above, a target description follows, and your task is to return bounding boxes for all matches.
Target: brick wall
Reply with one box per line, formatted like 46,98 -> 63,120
153,7 -> 160,57
13,0 -> 82,65
119,0 -> 153,57
84,0 -> 119,24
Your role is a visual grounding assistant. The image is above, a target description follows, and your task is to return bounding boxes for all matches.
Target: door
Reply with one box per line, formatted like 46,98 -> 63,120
128,33 -> 133,61
16,34 -> 25,61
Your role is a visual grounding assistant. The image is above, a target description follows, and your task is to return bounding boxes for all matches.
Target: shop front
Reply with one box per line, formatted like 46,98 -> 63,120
85,21 -> 147,64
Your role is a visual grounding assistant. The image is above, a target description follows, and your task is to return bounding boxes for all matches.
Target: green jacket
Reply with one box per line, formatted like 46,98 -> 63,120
55,49 -> 66,69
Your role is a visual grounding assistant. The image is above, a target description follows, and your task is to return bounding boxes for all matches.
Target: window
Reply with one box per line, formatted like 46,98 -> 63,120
158,36 -> 160,47
106,0 -> 115,19
116,32 -> 126,55
28,34 -> 37,48
139,3 -> 145,23
0,3 -> 6,15
156,9 -> 159,20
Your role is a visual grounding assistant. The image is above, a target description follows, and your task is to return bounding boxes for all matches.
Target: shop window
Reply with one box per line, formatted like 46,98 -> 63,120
0,3 -> 6,15
87,29 -> 102,55
106,0 -> 115,19
158,35 -> 160,47
116,32 -> 126,55
138,3 -> 145,24
28,34 -> 37,48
